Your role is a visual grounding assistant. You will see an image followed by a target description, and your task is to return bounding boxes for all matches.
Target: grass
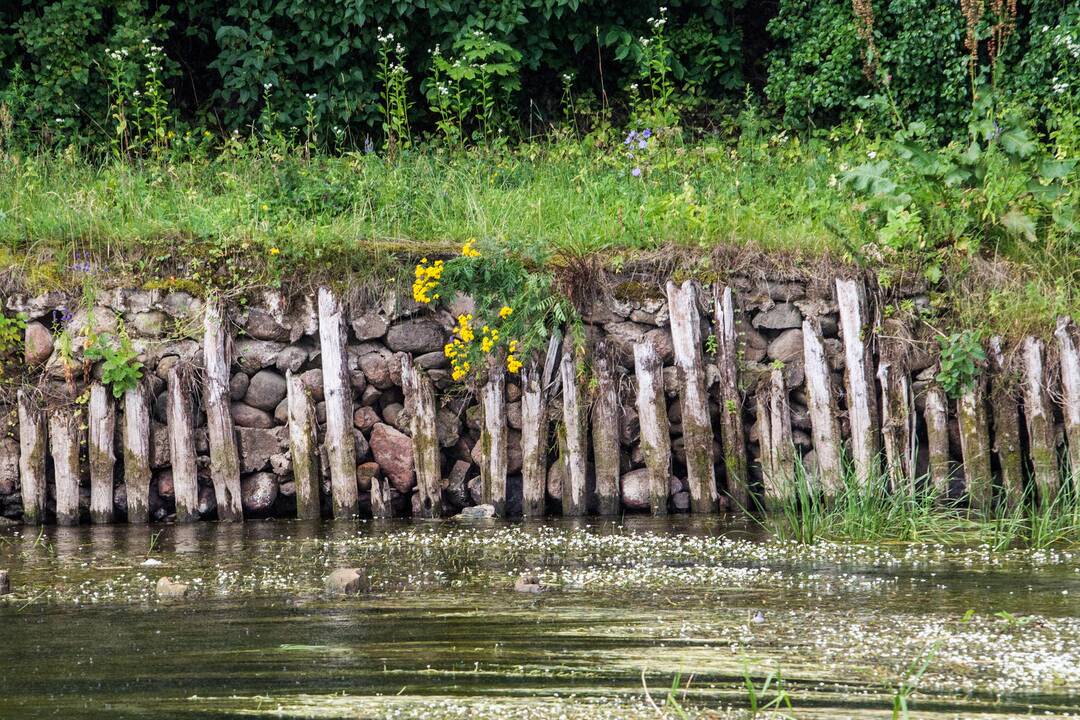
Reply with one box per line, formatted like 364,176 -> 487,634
768,457 -> 1080,549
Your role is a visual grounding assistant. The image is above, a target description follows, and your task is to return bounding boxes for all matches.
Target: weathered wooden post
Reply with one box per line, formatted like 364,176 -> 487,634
401,355 -> 443,519
480,358 -> 508,515
957,375 -> 993,511
317,287 -> 359,519
634,342 -> 670,515
123,382 -> 153,523
758,368 -> 794,508
166,363 -> 200,522
49,407 -> 81,526
591,341 -> 621,516
560,343 -> 588,516
17,390 -> 46,525
665,280 -> 718,513
370,475 -> 392,519
877,362 -> 914,491
520,334 -> 561,517
713,287 -> 750,510
988,337 -> 1024,509
203,300 -> 244,521
286,370 -> 321,520
1021,336 -> 1060,503
1055,317 -> 1080,486
88,384 -> 115,524
835,278 -> 880,487
802,317 -> 843,497
923,382 -> 952,498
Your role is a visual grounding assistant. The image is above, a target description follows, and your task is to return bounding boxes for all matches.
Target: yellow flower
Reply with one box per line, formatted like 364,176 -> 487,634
260,203 -> 269,212
499,305 -> 513,319
269,247 -> 280,256
481,337 -> 494,353
507,355 -> 522,373
462,239 -> 481,257
509,340 -> 518,353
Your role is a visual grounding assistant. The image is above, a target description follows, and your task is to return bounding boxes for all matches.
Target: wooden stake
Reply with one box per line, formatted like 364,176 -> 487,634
802,317 -> 843,497
520,334 -> 561,517
480,359 -> 508,515
758,368 -> 794,508
370,475 -> 392,519
317,287 -> 359,519
17,390 -> 46,525
634,342 -> 670,515
713,287 -> 750,510
166,364 -> 200,522
835,278 -> 880,487
591,341 -> 621,516
923,382 -> 952,498
49,407 -> 81,526
402,355 -> 443,519
123,384 -> 152,523
988,336 -> 1024,509
560,345 -> 588,516
203,300 -> 243,522
1055,317 -> 1080,486
88,384 -> 115,524
1021,336 -> 1060,503
877,362 -> 914,491
286,370 -> 321,520
957,376 -> 993,511
665,280 -> 717,513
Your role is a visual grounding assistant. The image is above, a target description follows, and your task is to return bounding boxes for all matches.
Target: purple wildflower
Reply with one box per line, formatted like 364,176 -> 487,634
638,138 -> 647,149
631,167 -> 642,177
53,306 -> 73,326
642,128 -> 652,139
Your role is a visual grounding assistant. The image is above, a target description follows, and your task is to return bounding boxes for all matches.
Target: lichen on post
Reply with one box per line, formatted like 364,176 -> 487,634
317,287 -> 359,519
634,342 -> 671,515
480,357 -> 508,516
877,361 -> 914,492
757,368 -> 794,509
401,355 -> 443,519
520,334 -> 561,517
166,363 -> 200,522
957,375 -> 993,512
203,299 -> 244,522
88,384 -> 116,524
591,341 -> 621,516
923,382 -> 952,499
835,278 -> 880,488
1055,317 -> 1080,487
1021,336 -> 1060,504
286,370 -> 321,520
560,343 -> 588,516
17,390 -> 47,525
665,280 -> 717,513
802,317 -> 843,498
988,336 -> 1024,510
713,286 -> 750,511
123,383 -> 153,523
49,407 -> 81,526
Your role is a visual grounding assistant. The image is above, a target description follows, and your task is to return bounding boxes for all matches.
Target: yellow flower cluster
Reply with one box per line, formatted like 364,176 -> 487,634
412,258 -> 443,304
498,305 -> 513,319
480,325 -> 501,353
506,339 -> 521,374
444,314 -> 474,381
462,239 -> 481,257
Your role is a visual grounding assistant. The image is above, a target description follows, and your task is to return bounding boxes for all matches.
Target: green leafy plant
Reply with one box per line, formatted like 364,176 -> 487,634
84,321 -> 144,398
742,663 -> 795,717
936,331 -> 985,399
0,311 -> 27,376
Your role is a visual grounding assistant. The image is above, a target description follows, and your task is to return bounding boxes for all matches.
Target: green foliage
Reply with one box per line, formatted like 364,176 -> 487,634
84,321 -> 144,398
936,331 -> 985,399
0,311 -> 28,376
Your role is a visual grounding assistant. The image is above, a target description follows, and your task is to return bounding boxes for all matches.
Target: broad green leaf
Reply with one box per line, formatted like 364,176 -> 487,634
1001,207 -> 1037,241
999,127 -> 1036,159
1039,159 -> 1077,180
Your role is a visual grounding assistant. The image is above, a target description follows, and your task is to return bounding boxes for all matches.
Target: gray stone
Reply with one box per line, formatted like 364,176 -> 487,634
270,452 -> 291,476
604,321 -> 674,366
197,484 -> 216,517
455,504 -> 496,520
672,491 -> 691,511
0,437 -> 19,496
620,468 -> 653,510
298,368 -> 324,401
274,398 -> 289,424
436,408 -> 461,448
128,310 -> 169,338
155,577 -> 190,599
234,339 -> 286,373
150,423 -> 171,468
514,574 -> 546,593
24,322 -> 53,366
385,318 -> 447,354
324,568 -> 368,595
369,422 -> 414,494
415,351 -> 448,370
767,329 -> 804,364
244,369 -> 287,411
230,402 -> 275,429
244,308 -> 290,342
351,313 -> 389,341
507,401 -> 522,430
382,402 -> 405,430
353,406 -> 380,432
162,292 -> 202,319
236,426 -> 288,473
353,347 -> 393,389
241,472 -> 278,514
275,345 -> 309,373
356,461 -> 380,492
752,303 -> 802,330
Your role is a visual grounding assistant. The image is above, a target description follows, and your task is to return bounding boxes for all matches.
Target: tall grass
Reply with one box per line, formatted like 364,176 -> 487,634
768,456 -> 1080,549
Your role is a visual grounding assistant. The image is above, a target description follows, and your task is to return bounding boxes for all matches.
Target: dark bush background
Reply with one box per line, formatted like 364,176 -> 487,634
0,0 -> 1074,144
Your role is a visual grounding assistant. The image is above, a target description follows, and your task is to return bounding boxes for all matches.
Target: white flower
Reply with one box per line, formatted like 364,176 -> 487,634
867,150 -> 877,159
828,174 -> 838,188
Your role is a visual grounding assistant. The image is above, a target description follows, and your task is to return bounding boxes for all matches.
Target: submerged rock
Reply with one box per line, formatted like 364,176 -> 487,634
155,577 -> 189,599
325,568 -> 367,595
455,504 -> 496,520
513,574 -> 546,594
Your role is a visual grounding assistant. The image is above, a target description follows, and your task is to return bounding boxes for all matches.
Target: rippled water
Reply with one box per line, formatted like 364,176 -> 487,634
2,517 -> 1079,718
